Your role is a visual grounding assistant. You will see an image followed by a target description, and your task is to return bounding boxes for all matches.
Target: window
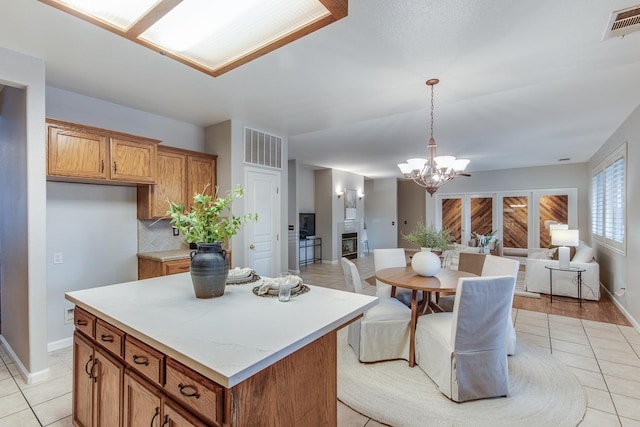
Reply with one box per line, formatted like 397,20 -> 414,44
592,143 -> 626,253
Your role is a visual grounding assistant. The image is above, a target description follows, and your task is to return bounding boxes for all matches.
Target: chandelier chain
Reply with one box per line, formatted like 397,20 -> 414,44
430,83 -> 435,140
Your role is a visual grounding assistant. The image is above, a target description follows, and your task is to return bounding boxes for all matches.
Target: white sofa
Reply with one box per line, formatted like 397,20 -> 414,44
524,242 -> 600,301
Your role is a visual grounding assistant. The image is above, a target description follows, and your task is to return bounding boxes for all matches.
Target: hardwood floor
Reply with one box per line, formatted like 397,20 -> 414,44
513,291 -> 631,326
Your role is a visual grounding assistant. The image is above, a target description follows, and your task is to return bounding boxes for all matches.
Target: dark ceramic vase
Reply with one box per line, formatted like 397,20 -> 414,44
189,242 -> 229,298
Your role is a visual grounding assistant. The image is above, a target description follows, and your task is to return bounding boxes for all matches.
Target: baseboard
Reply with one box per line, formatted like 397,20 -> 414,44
601,285 -> 640,332
48,336 -> 73,352
0,335 -> 50,385
322,259 -> 339,265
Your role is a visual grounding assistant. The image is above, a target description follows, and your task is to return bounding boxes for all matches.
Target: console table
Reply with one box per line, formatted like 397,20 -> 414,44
545,265 -> 586,305
300,237 -> 322,266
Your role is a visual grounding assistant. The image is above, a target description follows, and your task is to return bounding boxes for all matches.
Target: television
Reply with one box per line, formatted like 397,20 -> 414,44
299,213 -> 316,239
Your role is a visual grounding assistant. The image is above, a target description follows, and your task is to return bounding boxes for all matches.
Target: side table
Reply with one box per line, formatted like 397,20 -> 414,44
545,265 -> 586,305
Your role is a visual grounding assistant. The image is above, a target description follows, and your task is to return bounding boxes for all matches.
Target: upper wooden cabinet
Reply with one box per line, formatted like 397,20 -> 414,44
138,147 -> 216,220
47,118 -> 159,185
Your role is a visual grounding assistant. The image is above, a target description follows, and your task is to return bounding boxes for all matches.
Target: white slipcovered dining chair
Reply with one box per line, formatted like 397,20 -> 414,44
373,248 -> 421,306
415,276 -> 516,402
341,258 -> 411,362
439,254 -> 519,356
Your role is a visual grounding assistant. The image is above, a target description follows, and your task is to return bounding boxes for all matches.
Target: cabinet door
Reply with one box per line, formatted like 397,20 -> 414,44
72,333 -> 94,427
138,149 -> 187,219
94,347 -> 124,427
163,401 -> 208,427
48,125 -> 108,180
187,154 -> 216,201
110,138 -> 157,184
123,371 -> 163,427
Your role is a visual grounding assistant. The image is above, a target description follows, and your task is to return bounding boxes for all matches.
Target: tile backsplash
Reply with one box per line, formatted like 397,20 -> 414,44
138,219 -> 189,253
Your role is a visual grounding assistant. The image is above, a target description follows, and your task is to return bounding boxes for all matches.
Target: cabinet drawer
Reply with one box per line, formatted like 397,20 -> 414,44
124,336 -> 165,387
165,358 -> 223,426
95,319 -> 124,359
163,259 -> 190,276
74,307 -> 96,338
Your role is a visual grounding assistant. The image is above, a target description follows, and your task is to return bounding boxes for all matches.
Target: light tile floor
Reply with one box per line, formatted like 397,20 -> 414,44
0,254 -> 638,426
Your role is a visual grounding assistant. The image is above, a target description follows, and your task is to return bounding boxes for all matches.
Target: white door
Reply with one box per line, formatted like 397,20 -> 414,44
245,168 -> 280,277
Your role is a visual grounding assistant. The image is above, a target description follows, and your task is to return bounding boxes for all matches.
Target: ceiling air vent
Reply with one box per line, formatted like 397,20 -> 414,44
244,127 -> 282,169
603,5 -> 640,39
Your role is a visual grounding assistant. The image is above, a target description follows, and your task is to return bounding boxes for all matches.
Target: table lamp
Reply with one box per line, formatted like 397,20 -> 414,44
551,229 -> 579,269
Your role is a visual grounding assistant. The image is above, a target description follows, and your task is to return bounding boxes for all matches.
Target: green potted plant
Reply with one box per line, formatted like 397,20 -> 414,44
402,221 -> 454,252
168,185 -> 257,298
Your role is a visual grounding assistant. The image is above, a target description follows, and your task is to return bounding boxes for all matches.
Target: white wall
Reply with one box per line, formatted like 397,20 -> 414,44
589,104 -> 640,327
0,47 -> 48,381
47,183 -> 138,345
364,178 -> 398,251
426,163 -> 590,239
297,165 -> 316,213
45,87 -> 205,347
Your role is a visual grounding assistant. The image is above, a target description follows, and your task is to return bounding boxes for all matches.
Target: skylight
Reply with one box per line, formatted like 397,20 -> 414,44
40,0 -> 348,76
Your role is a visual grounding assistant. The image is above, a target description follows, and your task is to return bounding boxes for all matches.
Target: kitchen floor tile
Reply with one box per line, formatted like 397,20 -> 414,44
552,350 -> 600,372
570,367 -> 608,391
0,391 -> 30,418
578,408 -> 623,426
584,386 -> 616,414
31,393 -> 72,427
604,375 -> 640,400
0,408 -> 41,427
611,393 -> 640,421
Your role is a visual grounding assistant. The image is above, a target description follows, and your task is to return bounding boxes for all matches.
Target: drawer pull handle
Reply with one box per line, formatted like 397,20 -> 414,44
132,355 -> 150,366
178,383 -> 201,398
161,415 -> 169,427
76,319 -> 88,326
84,355 -> 94,377
113,161 -> 117,173
150,407 -> 159,427
100,334 -> 114,343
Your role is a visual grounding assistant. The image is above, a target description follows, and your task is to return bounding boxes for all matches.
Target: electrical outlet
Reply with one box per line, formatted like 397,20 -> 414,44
64,307 -> 75,324
53,252 -> 63,264
173,227 -> 179,236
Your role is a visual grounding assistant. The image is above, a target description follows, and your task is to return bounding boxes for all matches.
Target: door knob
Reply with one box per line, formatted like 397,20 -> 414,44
249,244 -> 255,250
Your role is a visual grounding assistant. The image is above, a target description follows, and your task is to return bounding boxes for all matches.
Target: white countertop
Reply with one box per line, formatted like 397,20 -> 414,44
136,249 -> 191,262
66,273 -> 377,388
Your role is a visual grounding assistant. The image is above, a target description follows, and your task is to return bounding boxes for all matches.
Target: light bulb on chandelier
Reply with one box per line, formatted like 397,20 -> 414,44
397,79 -> 470,196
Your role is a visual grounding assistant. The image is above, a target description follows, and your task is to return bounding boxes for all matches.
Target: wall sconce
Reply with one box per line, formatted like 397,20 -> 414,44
336,188 -> 344,198
358,193 -> 365,200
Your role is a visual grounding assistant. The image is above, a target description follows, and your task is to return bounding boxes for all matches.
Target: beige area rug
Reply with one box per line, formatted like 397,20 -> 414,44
365,270 -> 540,299
337,329 -> 586,427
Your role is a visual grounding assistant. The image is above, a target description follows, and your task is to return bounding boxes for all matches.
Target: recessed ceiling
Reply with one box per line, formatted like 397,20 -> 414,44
2,0 -> 640,179
38,0 -> 347,76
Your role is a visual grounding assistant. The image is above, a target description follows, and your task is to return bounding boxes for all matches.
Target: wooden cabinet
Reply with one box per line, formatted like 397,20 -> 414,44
137,147 -> 188,219
46,119 -> 159,185
123,371 -> 207,427
138,258 -> 191,280
72,306 -> 338,426
73,332 -> 124,427
187,153 -> 217,202
137,147 -> 216,220
47,124 -> 109,180
138,253 -> 231,280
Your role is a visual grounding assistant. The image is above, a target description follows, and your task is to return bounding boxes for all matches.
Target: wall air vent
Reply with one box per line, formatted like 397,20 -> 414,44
244,127 -> 283,169
603,5 -> 640,39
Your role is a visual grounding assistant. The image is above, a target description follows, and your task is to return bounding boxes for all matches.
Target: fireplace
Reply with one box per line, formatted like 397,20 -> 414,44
342,232 -> 358,259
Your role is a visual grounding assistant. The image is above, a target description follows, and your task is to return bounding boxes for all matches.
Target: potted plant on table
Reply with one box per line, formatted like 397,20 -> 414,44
472,230 -> 497,254
168,185 -> 257,299
402,222 -> 454,276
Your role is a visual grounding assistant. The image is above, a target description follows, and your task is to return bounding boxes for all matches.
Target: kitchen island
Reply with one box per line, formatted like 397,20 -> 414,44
66,273 -> 376,426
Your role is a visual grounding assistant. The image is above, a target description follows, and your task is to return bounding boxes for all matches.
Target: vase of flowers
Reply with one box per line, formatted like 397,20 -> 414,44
168,185 -> 257,299
472,230 -> 497,254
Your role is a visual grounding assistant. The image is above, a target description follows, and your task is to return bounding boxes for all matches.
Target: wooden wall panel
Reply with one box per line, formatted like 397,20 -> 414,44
441,199 -> 462,243
503,196 -> 528,249
539,195 -> 568,247
471,197 -> 493,236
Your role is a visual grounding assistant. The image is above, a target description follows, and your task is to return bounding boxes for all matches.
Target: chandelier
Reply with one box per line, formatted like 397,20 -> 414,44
397,79 -> 470,196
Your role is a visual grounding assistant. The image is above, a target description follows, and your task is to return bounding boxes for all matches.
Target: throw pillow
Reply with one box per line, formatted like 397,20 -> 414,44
572,246 -> 594,263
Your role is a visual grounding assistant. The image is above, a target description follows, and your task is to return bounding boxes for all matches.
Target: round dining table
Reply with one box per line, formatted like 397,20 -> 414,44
375,267 -> 476,367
